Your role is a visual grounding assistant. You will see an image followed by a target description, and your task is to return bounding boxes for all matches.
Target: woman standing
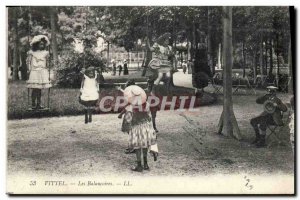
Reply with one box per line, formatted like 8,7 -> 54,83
123,59 -> 129,75
111,59 -> 116,76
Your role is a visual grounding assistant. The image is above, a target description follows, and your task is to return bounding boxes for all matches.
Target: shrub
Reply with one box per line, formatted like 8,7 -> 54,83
57,49 -> 106,88
192,72 -> 209,89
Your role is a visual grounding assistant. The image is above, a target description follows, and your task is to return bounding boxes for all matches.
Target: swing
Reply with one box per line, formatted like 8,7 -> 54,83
79,54 -> 100,124
26,45 -> 52,112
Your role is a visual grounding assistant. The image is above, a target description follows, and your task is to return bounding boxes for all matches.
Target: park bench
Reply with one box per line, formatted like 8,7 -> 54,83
232,74 -> 256,95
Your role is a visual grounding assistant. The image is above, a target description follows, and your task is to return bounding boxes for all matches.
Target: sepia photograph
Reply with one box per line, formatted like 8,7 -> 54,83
5,5 -> 295,194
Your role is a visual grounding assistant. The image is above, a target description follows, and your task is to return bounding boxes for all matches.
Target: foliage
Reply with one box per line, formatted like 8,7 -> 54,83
7,6 -> 292,86
57,48 -> 105,88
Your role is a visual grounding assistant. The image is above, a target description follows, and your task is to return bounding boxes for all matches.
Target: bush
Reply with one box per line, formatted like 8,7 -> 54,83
192,72 -> 209,89
57,49 -> 106,88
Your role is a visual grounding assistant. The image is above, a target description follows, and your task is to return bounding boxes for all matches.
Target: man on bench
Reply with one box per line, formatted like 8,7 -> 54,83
250,86 -> 287,147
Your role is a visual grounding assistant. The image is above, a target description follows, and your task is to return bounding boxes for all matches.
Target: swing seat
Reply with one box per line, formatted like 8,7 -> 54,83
26,107 -> 50,112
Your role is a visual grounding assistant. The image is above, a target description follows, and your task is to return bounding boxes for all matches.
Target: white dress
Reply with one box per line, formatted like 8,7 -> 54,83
80,74 -> 99,101
26,50 -> 52,89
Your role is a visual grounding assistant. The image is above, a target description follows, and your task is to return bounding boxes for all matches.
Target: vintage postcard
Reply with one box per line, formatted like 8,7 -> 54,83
6,6 -> 295,194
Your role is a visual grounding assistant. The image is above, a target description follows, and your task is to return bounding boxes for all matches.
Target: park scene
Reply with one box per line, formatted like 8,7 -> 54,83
7,6 -> 294,194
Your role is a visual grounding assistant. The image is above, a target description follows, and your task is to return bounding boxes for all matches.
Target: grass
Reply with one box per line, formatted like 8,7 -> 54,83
7,79 -> 217,120
8,81 -> 84,119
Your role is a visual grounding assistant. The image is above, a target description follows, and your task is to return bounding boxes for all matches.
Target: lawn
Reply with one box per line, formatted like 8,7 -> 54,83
7,71 -> 217,119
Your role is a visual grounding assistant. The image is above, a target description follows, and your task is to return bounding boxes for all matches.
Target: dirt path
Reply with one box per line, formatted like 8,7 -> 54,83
7,95 -> 294,178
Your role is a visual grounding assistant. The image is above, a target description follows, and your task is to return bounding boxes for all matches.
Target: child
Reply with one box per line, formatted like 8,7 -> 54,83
26,35 -> 52,109
122,85 -> 158,172
79,66 -> 99,124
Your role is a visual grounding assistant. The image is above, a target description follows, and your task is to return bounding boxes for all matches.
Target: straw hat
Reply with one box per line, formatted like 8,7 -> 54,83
267,86 -> 278,93
30,35 -> 50,46
267,86 -> 278,91
123,85 -> 147,106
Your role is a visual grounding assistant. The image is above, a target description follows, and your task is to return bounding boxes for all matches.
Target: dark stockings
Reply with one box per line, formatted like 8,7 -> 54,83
143,148 -> 149,170
132,148 -> 149,172
85,108 -> 93,124
31,89 -> 42,108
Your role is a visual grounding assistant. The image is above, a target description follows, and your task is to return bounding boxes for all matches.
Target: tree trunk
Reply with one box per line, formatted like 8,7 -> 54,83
242,42 -> 246,77
269,39 -> 273,77
20,50 -> 27,80
50,7 -> 58,68
259,34 -> 264,76
253,51 -> 257,83
288,7 -> 294,93
107,41 -> 110,68
288,40 -> 293,93
12,7 -> 19,80
275,34 -> 280,87
172,10 -> 177,71
191,20 -> 196,61
218,6 -> 241,140
207,7 -> 214,75
264,40 -> 268,75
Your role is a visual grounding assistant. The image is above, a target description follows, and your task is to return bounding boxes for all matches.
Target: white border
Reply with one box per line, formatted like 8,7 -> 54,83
1,1 -> 299,200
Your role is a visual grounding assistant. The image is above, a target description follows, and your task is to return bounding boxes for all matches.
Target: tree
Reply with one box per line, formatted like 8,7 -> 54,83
11,7 -> 19,80
218,7 -> 242,140
50,7 -> 58,71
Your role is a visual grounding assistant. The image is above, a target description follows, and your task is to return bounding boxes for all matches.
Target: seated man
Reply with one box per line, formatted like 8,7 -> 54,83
250,86 -> 287,148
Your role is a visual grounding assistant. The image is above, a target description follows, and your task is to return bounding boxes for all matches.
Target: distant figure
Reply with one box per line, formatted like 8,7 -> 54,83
26,35 -> 52,110
112,59 -> 116,76
250,86 -> 287,148
182,60 -> 187,74
118,61 -> 123,76
123,59 -> 129,75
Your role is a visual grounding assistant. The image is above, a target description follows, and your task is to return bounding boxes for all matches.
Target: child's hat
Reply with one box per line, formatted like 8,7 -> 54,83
266,86 -> 278,91
30,35 -> 50,47
123,85 -> 147,106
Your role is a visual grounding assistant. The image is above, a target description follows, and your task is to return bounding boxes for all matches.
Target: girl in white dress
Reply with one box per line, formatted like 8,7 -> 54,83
146,33 -> 174,95
79,66 -> 99,123
26,35 -> 52,109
